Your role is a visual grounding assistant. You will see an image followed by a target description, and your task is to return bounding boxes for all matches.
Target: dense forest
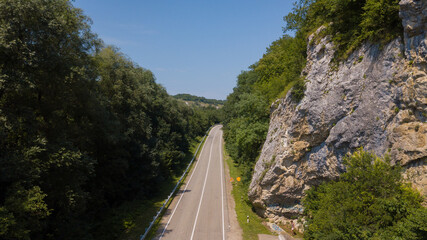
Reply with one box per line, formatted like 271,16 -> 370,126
0,0 -> 221,239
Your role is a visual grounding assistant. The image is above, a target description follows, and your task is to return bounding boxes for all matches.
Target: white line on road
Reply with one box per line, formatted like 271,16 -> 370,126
159,126 -> 216,239
220,130 -> 225,240
190,129 -> 217,240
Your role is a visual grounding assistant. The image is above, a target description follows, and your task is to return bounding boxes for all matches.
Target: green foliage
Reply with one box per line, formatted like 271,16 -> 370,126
173,93 -> 225,106
223,1 -> 409,238
394,107 -> 400,114
360,0 -> 402,44
0,0 -> 99,238
251,35 -> 307,103
0,186 -> 50,240
303,149 -> 426,240
223,91 -> 269,180
291,77 -> 306,102
284,0 -> 402,60
224,148 -> 271,239
0,1 -> 222,239
223,25 -> 308,179
222,71 -> 267,181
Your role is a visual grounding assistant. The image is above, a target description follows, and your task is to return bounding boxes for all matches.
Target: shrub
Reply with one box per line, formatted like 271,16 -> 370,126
284,0 -> 403,61
291,78 -> 306,102
303,148 -> 425,240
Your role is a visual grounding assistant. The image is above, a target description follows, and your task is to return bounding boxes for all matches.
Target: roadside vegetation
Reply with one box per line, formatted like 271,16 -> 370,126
303,149 -> 426,240
222,0 -> 418,239
223,147 -> 271,240
0,1 -> 222,239
285,0 -> 402,61
118,134 -> 209,240
222,33 -> 307,185
223,0 -> 404,181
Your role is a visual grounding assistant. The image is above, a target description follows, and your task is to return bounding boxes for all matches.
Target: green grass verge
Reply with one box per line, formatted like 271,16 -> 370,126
223,147 -> 272,240
93,133 -> 209,240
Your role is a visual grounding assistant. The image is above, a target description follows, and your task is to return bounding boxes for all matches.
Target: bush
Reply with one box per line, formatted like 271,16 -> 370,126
291,78 -> 306,102
284,0 -> 403,60
303,148 -> 425,240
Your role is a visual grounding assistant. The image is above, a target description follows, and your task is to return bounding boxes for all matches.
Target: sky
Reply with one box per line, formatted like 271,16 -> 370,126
73,0 -> 295,100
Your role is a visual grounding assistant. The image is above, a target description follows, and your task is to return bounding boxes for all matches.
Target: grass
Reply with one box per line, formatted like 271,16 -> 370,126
93,133 -> 209,240
223,146 -> 272,240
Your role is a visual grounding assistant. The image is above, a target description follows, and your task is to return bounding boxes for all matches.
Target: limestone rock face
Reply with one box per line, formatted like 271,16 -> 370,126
248,0 -> 427,222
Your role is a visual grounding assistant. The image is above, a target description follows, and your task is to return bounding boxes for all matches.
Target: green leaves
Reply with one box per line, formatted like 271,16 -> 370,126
223,88 -> 269,162
223,6 -> 308,186
252,35 -> 307,103
0,185 -> 50,239
0,1 -> 221,239
303,149 -> 425,240
0,0 -> 102,236
291,77 -> 306,102
360,0 -> 401,44
285,0 -> 402,61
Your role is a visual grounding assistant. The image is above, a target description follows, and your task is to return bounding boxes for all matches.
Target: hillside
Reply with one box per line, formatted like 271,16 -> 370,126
174,93 -> 225,108
223,0 -> 426,238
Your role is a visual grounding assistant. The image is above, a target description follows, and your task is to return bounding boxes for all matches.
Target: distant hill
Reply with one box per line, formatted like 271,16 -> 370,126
173,94 -> 225,107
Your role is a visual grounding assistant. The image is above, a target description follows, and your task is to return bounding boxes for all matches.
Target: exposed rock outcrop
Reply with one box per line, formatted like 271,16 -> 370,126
249,0 -> 427,223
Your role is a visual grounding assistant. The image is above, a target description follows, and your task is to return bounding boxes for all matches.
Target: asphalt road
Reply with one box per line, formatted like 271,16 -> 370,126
155,125 -> 228,240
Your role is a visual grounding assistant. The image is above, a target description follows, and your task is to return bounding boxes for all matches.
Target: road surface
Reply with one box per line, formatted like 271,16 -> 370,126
155,125 -> 228,240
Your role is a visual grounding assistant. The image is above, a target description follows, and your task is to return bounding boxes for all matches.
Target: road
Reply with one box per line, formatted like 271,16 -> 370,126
155,125 -> 228,240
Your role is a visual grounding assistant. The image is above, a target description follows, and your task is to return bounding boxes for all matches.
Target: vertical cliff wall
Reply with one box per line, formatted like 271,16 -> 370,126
248,0 -> 427,223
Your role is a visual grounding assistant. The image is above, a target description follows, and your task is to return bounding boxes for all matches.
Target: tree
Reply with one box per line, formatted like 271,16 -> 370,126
360,0 -> 401,44
0,1 -> 221,239
284,0 -> 402,60
303,148 -> 426,240
252,35 -> 307,103
0,0 -> 99,238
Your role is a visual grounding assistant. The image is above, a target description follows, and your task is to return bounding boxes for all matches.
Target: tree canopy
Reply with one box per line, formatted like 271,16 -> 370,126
284,0 -> 402,60
0,1 -> 221,239
222,11 -> 308,183
173,93 -> 226,106
303,149 -> 426,240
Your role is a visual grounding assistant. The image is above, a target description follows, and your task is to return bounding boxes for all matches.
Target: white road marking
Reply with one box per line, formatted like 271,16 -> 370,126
220,130 -> 225,240
190,129 -> 217,240
159,126 -> 217,239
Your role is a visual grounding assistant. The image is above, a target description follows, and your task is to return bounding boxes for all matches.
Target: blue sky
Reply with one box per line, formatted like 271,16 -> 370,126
73,0 -> 295,100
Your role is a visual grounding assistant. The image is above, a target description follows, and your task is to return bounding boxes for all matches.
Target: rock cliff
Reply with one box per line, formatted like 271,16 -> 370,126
248,0 -> 427,223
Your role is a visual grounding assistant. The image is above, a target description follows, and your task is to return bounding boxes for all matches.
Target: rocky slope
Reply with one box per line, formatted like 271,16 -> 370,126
248,0 -> 427,223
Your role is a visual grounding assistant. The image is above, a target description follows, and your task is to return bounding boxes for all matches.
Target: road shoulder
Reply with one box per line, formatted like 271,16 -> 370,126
223,143 -> 243,240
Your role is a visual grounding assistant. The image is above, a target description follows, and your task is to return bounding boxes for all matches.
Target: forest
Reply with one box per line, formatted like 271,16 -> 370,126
0,0 -> 221,239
